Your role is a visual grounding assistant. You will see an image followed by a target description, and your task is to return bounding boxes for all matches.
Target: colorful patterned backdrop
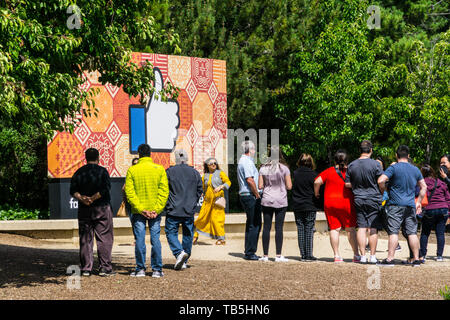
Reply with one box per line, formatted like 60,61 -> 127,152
47,53 -> 227,178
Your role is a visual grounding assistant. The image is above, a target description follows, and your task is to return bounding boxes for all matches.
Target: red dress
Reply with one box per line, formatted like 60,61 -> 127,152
316,166 -> 356,230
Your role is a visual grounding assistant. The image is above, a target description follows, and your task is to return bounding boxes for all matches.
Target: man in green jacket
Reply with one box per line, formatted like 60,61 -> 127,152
125,144 -> 169,278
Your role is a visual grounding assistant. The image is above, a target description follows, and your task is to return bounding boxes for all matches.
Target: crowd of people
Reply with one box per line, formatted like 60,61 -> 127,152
69,141 -> 450,277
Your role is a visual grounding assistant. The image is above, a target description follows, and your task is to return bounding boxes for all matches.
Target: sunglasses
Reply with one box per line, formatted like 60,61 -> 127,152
208,162 -> 217,166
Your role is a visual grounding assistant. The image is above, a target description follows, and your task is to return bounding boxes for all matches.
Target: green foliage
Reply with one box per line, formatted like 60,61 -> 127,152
439,285 -> 450,300
0,0 -> 180,137
0,204 -> 49,220
0,0 -> 181,212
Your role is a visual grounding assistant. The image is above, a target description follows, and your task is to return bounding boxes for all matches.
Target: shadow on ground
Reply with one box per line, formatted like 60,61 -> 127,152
0,244 -> 132,289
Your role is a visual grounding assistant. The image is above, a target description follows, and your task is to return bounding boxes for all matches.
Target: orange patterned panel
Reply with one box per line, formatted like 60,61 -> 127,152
47,132 -> 84,178
192,92 -> 213,136
213,59 -> 227,94
84,86 -> 113,132
177,89 -> 192,130
168,55 -> 191,90
114,134 -> 138,176
151,152 -> 170,169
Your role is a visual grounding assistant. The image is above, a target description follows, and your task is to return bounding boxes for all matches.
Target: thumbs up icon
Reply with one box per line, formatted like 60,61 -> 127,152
129,67 -> 180,153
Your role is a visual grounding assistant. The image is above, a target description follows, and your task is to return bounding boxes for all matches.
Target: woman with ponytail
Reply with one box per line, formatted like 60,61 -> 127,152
314,150 -> 359,263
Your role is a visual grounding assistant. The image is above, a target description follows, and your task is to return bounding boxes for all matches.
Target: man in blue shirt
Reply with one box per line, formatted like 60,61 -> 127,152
377,145 -> 427,266
237,140 -> 262,260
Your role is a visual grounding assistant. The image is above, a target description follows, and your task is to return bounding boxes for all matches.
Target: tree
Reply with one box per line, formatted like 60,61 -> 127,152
0,0 -> 180,209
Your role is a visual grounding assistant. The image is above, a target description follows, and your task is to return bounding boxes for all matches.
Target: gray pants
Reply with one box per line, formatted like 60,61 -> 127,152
78,204 -> 114,272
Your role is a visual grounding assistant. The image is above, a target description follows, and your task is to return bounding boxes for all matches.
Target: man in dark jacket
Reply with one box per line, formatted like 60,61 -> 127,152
70,148 -> 115,277
164,149 -> 203,270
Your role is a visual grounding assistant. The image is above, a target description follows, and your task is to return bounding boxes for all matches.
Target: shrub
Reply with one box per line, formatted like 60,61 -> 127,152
439,286 -> 450,300
0,205 -> 49,220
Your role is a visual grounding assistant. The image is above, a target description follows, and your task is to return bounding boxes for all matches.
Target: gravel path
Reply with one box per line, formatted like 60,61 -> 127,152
1,232 -> 449,300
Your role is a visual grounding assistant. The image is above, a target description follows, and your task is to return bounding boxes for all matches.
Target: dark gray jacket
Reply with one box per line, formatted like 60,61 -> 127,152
164,164 -> 203,218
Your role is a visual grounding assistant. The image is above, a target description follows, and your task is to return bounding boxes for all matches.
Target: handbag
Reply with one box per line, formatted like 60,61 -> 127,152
214,196 -> 226,209
116,201 -> 127,217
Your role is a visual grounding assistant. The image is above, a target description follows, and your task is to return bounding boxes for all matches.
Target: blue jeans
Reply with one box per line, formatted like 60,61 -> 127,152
131,213 -> 162,272
240,195 -> 262,257
419,208 -> 448,257
165,215 -> 194,261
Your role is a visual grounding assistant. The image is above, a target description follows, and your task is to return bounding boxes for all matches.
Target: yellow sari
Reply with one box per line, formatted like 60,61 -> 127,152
194,170 -> 231,240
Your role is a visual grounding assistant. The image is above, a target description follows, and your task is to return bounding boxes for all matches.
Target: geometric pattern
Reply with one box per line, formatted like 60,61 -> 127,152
105,83 -> 120,99
207,81 -> 219,104
186,78 -> 198,103
213,93 -> 227,139
186,124 -> 199,148
48,52 -> 227,178
74,121 -> 92,146
192,57 -> 213,92
106,120 -> 121,146
177,89 -> 192,130
213,59 -> 227,94
84,133 -> 114,174
114,135 -> 138,177
193,92 -> 213,136
168,55 -> 191,89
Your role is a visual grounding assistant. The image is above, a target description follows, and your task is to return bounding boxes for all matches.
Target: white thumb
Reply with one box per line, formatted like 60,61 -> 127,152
153,68 -> 163,96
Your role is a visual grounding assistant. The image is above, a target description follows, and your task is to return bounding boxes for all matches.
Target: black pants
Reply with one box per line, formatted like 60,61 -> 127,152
294,210 -> 316,258
262,206 -> 287,256
78,204 -> 114,272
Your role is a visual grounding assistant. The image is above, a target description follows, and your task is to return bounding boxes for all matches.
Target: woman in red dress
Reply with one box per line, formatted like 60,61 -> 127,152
314,150 -> 360,263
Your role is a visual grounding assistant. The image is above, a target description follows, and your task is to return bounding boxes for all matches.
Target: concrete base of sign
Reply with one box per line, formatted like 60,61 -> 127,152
0,212 -> 328,244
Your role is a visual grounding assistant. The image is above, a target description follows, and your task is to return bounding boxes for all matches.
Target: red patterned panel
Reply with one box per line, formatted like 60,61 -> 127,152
84,133 -> 115,175
191,57 -> 213,92
153,54 -> 169,81
177,89 -> 192,130
213,93 -> 227,139
113,86 -> 141,134
151,152 -> 170,169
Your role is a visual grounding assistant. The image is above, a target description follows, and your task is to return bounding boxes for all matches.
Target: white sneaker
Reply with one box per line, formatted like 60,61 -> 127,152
174,251 -> 189,270
259,256 -> 269,262
369,255 -> 378,264
275,256 -> 289,262
181,263 -> 188,269
359,255 -> 367,264
152,270 -> 164,278
130,270 -> 146,277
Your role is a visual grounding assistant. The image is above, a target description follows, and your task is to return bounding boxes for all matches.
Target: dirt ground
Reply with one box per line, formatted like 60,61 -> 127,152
1,232 -> 450,301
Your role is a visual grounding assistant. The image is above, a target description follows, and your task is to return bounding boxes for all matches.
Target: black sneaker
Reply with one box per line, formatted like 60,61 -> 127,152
244,254 -> 260,261
305,256 -> 318,261
377,258 -> 395,267
401,259 -> 413,265
396,244 -> 401,251
411,260 -> 421,267
99,268 -> 116,277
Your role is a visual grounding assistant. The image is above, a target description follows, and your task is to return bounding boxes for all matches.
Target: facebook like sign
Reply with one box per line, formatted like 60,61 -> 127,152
129,67 -> 180,153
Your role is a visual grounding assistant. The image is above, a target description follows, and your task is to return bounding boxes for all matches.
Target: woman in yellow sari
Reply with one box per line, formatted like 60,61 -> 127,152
193,157 -> 231,245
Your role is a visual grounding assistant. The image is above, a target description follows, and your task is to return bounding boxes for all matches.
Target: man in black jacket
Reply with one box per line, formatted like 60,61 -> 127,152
70,148 -> 115,277
164,149 -> 203,270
